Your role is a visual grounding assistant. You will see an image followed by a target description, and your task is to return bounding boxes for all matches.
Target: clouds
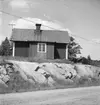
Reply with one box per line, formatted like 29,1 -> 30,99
0,17 -> 2,26
0,11 -> 3,44
92,39 -> 100,44
0,12 -> 6,44
9,0 -> 40,11
0,11 -> 2,25
73,37 -> 100,60
9,17 -> 69,31
9,0 -> 29,9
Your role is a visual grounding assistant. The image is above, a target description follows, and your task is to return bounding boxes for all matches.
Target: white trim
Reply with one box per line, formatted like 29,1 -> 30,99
37,43 -> 47,53
66,44 -> 68,59
12,42 -> 15,57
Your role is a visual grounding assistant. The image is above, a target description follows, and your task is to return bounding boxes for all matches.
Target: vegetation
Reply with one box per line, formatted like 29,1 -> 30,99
0,56 -> 73,64
0,37 -> 12,56
70,55 -> 100,67
67,36 -> 100,67
68,36 -> 82,60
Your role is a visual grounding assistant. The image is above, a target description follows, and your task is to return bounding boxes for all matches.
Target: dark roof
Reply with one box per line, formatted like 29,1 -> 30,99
10,29 -> 70,43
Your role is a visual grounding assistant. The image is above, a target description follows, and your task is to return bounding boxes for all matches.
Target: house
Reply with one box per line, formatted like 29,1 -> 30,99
10,24 -> 70,59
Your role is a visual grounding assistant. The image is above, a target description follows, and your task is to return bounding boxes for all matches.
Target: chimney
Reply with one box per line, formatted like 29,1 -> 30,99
35,23 -> 42,41
35,23 -> 41,31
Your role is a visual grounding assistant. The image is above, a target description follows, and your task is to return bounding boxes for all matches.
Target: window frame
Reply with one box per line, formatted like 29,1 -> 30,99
37,43 -> 47,53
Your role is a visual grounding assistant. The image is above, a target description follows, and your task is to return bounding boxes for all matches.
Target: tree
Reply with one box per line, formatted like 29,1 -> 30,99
80,57 -> 89,64
0,37 -> 12,56
68,36 -> 82,60
87,55 -> 92,65
87,55 -> 91,61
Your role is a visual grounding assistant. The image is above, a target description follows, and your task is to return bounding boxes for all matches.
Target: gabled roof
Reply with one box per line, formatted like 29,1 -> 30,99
10,28 -> 70,43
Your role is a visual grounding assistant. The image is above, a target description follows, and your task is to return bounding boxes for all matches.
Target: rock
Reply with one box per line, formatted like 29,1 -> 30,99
0,75 -> 2,79
0,79 -> 8,87
6,64 -> 14,74
2,75 -> 10,83
65,72 -> 73,79
3,60 -> 100,91
0,74 -> 5,78
47,77 -> 55,86
37,68 -> 46,74
34,66 -> 40,72
33,73 -> 47,84
28,79 -> 35,84
13,64 -> 28,81
74,64 -> 94,77
43,72 -> 51,79
0,65 -> 7,75
6,67 -> 13,74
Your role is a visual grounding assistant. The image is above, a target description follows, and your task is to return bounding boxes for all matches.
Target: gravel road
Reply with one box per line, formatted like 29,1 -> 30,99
0,86 -> 100,105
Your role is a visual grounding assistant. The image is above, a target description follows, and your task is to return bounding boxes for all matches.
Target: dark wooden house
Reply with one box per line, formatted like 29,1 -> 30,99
10,24 -> 70,59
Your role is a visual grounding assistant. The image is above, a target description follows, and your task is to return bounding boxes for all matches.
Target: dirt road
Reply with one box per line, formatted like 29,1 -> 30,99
0,86 -> 100,105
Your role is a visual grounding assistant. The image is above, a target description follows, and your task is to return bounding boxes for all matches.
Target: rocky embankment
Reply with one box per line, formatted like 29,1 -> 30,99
0,60 -> 100,93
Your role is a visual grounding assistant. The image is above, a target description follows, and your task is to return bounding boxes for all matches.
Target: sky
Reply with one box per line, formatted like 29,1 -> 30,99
0,0 -> 100,60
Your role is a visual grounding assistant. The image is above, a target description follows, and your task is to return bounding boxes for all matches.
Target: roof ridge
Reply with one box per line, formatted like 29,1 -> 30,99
12,28 -> 68,32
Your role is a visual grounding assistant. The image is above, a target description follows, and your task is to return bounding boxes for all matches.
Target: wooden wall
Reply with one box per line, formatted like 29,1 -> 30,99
54,43 -> 66,59
14,41 -> 67,59
29,42 -> 37,57
15,42 -> 29,57
47,43 -> 54,59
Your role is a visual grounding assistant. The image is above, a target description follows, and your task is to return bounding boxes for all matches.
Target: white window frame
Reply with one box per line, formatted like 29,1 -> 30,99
37,43 -> 47,53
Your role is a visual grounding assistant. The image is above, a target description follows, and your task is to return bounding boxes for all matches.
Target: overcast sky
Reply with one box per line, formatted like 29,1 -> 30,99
0,0 -> 100,60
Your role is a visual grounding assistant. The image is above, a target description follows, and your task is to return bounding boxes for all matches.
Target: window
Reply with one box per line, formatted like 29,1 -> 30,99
37,43 -> 46,53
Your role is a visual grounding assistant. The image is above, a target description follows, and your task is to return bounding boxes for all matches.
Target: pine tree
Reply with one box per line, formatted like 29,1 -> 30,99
68,36 -> 82,60
0,37 -> 12,56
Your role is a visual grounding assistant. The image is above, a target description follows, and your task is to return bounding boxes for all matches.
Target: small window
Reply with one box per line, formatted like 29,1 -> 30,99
37,43 -> 46,53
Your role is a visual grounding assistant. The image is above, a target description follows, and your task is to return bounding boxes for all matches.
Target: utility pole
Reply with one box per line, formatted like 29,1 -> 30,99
9,23 -> 15,29
8,21 -> 16,57
9,21 -> 16,29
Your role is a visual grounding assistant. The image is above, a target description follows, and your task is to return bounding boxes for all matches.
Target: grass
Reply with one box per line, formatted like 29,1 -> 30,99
0,56 -> 73,64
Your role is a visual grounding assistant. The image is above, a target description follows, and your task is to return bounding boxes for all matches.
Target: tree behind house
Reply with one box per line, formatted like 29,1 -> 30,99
68,36 -> 82,61
0,37 -> 12,56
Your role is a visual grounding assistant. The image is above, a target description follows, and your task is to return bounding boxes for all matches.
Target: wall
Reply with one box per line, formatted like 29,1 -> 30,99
14,41 -> 67,59
47,43 -> 54,59
29,42 -> 37,58
29,42 -> 54,59
15,42 -> 29,57
54,43 -> 66,59
29,42 -> 47,59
